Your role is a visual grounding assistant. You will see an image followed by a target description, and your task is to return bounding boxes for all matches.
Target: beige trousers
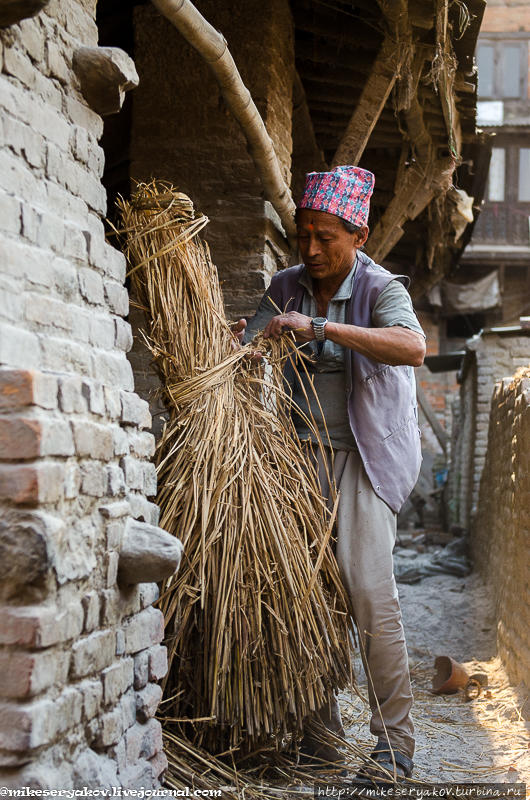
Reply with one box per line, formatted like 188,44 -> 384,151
316,446 -> 415,759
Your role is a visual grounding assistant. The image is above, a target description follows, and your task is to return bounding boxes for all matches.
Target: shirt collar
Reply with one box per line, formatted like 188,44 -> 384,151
298,255 -> 358,300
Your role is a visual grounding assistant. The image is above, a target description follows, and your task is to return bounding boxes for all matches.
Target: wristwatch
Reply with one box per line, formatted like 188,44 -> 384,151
311,316 -> 328,342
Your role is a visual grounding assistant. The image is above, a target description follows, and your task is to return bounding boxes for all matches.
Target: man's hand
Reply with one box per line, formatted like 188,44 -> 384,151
263,311 -> 315,342
231,318 -> 247,345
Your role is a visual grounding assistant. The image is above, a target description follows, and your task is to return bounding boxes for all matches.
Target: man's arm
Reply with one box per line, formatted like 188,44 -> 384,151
262,311 -> 425,367
324,321 -> 425,367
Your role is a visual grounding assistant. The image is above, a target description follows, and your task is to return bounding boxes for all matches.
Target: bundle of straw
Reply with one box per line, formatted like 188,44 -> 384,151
117,181 -> 354,760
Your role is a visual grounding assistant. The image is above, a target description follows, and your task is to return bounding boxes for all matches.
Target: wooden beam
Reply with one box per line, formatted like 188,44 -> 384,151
332,34 -> 402,166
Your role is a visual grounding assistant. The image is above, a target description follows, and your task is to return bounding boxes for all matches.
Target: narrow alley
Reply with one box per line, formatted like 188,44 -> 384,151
342,564 -> 529,785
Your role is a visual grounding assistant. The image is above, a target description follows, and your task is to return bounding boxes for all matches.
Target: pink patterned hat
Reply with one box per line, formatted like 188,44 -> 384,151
298,165 -> 375,227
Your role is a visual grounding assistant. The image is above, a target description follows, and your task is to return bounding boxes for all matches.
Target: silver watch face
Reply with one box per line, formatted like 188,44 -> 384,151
312,317 -> 328,341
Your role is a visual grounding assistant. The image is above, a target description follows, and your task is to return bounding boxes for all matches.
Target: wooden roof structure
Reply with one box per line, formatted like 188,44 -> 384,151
291,0 -> 490,300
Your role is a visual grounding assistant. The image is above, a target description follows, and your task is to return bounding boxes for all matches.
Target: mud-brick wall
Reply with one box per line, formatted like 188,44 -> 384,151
472,369 -> 530,691
0,1 -> 171,789
130,0 -> 295,320
448,330 -> 530,529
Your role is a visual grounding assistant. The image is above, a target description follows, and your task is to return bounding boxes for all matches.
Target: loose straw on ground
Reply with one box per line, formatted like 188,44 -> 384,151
117,182 -> 355,787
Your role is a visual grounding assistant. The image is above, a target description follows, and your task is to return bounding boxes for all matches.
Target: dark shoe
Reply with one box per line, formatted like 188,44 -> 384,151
299,736 -> 345,766
355,740 -> 413,785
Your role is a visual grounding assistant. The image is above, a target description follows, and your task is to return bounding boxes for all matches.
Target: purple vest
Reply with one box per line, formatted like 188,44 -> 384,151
267,250 -> 422,513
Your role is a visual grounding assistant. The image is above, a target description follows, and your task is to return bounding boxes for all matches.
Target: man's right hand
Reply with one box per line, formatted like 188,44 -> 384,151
231,318 -> 247,345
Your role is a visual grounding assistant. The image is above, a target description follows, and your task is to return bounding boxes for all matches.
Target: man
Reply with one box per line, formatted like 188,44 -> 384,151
234,166 -> 425,781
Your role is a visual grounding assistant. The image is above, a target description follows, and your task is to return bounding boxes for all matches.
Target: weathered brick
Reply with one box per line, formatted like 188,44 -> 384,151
135,683 -> 163,723
102,244 -> 126,283
125,719 -> 162,763
72,420 -> 114,460
0,322 -> 41,369
0,698 -> 58,750
82,592 -> 100,633
46,39 -> 70,84
115,317 -> 133,352
147,645 -> 168,683
120,392 -> 152,429
64,462 -> 81,499
107,464 -> 126,497
104,280 -> 129,316
127,494 -> 160,526
25,293 -> 72,330
78,267 -> 104,305
0,461 -> 65,505
0,416 -> 41,460
149,750 -> 168,780
0,602 -> 83,648
106,550 -> 119,587
40,417 -> 75,456
140,717 -> 163,759
98,500 -> 130,519
0,191 -> 22,235
102,659 -> 134,708
129,431 -> 156,459
18,18 -> 45,63
41,335 -> 92,376
81,379 -> 105,416
122,607 -> 165,655
80,679 -> 103,721
120,455 -> 143,491
0,150 -> 46,205
133,650 -> 148,690
106,519 -> 125,549
139,583 -> 160,610
71,630 -> 116,679
112,426 -> 130,456
88,313 -> 115,350
80,462 -> 107,497
94,706 -> 123,748
58,375 -> 87,414
104,386 -> 121,419
0,369 -> 56,411
3,47 -> 37,90
0,649 -> 69,699
142,462 -> 158,497
100,586 -> 141,627
92,350 -> 134,390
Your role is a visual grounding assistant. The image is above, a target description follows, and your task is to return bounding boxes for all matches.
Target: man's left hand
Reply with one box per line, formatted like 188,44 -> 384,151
263,311 -> 315,342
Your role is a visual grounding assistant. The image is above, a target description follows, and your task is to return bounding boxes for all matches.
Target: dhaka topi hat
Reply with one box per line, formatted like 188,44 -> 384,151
298,165 -> 375,227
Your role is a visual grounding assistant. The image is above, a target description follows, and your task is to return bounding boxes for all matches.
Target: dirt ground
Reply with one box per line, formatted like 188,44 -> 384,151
339,569 -> 530,784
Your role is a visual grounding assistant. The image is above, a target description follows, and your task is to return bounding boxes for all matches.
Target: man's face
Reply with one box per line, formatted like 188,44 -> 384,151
296,208 -> 369,285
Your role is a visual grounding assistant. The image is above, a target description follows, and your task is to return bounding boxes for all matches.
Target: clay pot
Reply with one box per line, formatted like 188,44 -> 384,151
432,655 -> 470,694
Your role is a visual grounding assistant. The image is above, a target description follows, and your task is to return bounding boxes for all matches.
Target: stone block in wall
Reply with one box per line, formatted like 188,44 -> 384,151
120,391 -> 151,429
147,645 -> 168,682
133,650 -> 148,691
121,607 -> 164,655
70,629 -> 116,679
101,658 -> 134,707
72,419 -> 115,460
0,648 -> 69,699
0,697 -> 59,751
135,683 -> 162,723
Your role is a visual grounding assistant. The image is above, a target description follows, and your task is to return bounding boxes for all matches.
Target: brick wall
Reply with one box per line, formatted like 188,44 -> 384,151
481,1 -> 530,33
0,1 -> 172,789
448,331 -> 530,528
416,311 -> 458,457
130,0 -> 294,321
472,368 -> 530,691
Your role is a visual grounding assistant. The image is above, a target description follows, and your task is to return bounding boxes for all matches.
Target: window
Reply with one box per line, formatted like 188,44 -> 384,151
488,148 -> 505,202
477,40 -> 527,99
518,148 -> 530,202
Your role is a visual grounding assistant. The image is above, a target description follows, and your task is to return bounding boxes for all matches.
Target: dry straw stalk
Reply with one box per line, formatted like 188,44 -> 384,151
117,181 -> 354,781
